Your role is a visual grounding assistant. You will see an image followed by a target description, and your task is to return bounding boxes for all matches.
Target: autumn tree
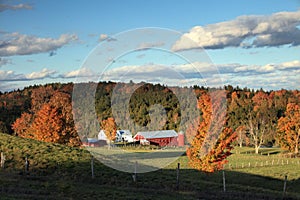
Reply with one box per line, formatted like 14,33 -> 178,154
49,91 -> 80,146
228,91 -> 252,147
277,103 -> 300,154
30,103 -> 62,143
12,112 -> 33,137
271,90 -> 290,119
12,88 -> 81,147
101,117 -> 117,148
30,85 -> 55,112
246,91 -> 276,153
8,81 -> 300,151
185,117 -> 200,144
186,90 -> 236,172
236,125 -> 247,147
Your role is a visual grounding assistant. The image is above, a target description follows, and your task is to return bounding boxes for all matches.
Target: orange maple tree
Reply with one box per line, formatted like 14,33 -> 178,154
49,91 -> 80,146
30,103 -> 62,143
12,112 -> 33,138
185,117 -> 200,145
277,103 -> 300,154
186,90 -> 236,172
12,89 -> 81,146
101,117 -> 117,148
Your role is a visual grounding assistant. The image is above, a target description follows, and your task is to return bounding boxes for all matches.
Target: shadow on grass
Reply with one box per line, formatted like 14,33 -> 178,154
239,148 -> 282,155
0,134 -> 298,200
1,157 -> 299,200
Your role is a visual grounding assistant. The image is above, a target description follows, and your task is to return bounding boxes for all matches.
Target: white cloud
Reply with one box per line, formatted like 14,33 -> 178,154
0,68 -> 56,81
0,3 -> 32,12
277,60 -> 300,69
100,62 -> 231,86
233,63 -> 276,73
0,67 -> 97,82
172,10 -> 300,51
231,61 -> 300,74
25,68 -> 56,79
98,34 -> 108,41
0,32 -> 78,56
99,60 -> 300,89
0,70 -> 25,81
1,60 -> 299,91
98,34 -> 116,42
62,68 -> 95,78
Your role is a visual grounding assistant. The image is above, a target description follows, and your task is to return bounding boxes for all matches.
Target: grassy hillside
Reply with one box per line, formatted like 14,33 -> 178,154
0,133 -> 300,199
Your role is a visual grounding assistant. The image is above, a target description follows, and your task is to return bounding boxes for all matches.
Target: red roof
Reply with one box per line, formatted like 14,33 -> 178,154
134,130 -> 178,140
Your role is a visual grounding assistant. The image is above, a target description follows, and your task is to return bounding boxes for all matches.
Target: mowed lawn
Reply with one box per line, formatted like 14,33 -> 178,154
0,133 -> 300,200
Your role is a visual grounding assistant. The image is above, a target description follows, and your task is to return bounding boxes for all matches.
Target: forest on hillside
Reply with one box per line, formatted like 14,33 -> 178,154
0,82 -> 299,155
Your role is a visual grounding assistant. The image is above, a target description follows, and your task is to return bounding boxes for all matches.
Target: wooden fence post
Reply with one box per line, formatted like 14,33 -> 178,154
132,161 -> 137,182
25,156 -> 29,174
176,163 -> 180,190
222,170 -> 226,192
0,152 -> 5,169
91,157 -> 94,179
283,175 -> 287,198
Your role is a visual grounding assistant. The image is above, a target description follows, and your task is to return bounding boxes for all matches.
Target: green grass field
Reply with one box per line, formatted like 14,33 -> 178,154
0,133 -> 299,199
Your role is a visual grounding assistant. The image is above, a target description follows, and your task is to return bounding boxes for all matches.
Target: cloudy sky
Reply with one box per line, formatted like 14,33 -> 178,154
0,0 -> 299,91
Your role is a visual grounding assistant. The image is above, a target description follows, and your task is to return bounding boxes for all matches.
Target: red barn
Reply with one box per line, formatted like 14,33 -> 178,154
82,138 -> 102,147
133,130 -> 178,147
177,132 -> 185,147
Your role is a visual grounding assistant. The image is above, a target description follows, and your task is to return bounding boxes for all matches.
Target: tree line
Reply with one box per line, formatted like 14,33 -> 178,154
0,82 -> 299,171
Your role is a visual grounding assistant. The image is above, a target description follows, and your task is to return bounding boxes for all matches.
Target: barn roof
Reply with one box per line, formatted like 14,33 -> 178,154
135,130 -> 178,139
87,138 -> 99,143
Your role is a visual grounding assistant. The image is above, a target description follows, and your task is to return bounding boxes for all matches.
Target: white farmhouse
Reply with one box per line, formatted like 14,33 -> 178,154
116,130 -> 134,143
98,130 -> 133,143
98,130 -> 107,141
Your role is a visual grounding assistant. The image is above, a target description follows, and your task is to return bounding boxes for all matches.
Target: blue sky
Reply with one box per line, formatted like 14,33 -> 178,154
0,0 -> 300,91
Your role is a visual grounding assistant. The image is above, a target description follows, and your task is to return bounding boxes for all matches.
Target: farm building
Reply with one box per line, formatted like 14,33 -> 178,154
82,138 -> 104,147
116,130 -> 134,142
98,130 -> 133,143
98,130 -> 107,141
133,130 -> 184,147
